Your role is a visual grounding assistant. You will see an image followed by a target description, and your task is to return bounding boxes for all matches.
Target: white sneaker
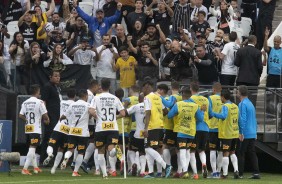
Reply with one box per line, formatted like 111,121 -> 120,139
51,167 -> 56,174
95,169 -> 101,175
60,158 -> 68,170
43,154 -> 54,166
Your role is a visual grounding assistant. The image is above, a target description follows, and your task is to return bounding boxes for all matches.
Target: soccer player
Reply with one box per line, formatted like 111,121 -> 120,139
80,80 -> 100,174
208,82 -> 223,178
168,87 -> 206,179
160,81 -> 182,177
19,84 -> 50,175
211,89 -> 239,179
143,80 -> 172,178
123,85 -> 140,175
237,85 -> 260,179
60,89 -> 97,177
126,93 -> 146,177
43,88 -> 76,174
189,81 -> 210,179
91,78 -> 126,179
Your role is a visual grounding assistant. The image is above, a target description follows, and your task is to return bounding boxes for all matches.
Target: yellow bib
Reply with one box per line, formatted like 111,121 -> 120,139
128,96 -> 139,131
209,95 -> 222,129
218,103 -> 239,139
163,96 -> 173,130
191,95 -> 210,127
32,12 -> 48,40
146,93 -> 164,130
173,101 -> 198,137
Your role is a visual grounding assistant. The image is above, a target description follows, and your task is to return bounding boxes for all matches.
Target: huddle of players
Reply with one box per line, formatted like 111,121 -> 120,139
19,78 -> 240,179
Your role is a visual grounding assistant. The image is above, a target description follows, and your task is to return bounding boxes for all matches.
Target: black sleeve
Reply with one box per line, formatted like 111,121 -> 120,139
41,84 -> 51,102
176,51 -> 190,67
234,48 -> 241,67
257,50 -> 263,76
161,52 -> 172,67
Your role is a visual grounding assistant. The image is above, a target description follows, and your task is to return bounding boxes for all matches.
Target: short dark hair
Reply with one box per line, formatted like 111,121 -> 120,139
49,70 -> 60,77
221,89 -> 231,100
238,85 -> 248,96
102,34 -> 111,39
115,88 -> 124,100
101,78 -> 111,91
157,84 -> 169,94
198,10 -> 206,17
29,84 -> 40,95
212,82 -> 222,92
142,80 -> 154,87
88,79 -> 99,88
190,81 -> 199,92
67,88 -> 76,98
77,89 -> 88,98
248,35 -> 257,44
118,46 -> 128,53
75,15 -> 81,20
135,0 -> 143,3
130,85 -> 140,93
140,41 -> 150,47
196,45 -> 206,50
52,12 -> 60,16
171,81 -> 180,90
229,31 -> 238,42
181,87 -> 192,98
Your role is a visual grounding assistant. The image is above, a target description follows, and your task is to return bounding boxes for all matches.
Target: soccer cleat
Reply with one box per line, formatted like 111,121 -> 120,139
111,171 -> 117,177
80,162 -> 88,174
34,167 -> 42,174
180,172 -> 189,179
22,169 -> 32,175
51,167 -> 56,174
192,173 -> 199,180
61,158 -> 68,170
115,145 -> 123,161
120,160 -> 124,175
70,162 -> 75,171
221,175 -> 228,179
234,171 -> 239,179
43,154 -> 54,166
103,175 -> 108,179
248,174 -> 260,179
202,164 -> 208,178
95,169 -> 101,175
165,165 -> 172,178
144,173 -> 155,178
139,173 -> 146,177
173,172 -> 181,178
211,172 -> 219,179
131,163 -> 137,176
72,171 -> 81,177
155,172 -> 162,178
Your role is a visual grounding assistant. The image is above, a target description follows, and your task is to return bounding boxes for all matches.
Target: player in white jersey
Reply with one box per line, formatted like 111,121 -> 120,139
91,78 -> 125,179
126,93 -> 146,177
60,89 -> 97,177
42,89 -> 76,174
19,84 -> 50,175
79,80 -> 101,174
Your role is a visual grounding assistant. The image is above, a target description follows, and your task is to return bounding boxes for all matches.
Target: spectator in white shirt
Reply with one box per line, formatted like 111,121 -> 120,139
191,0 -> 208,22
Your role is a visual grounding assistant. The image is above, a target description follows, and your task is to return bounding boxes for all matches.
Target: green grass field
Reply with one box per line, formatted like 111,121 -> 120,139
0,168 -> 282,184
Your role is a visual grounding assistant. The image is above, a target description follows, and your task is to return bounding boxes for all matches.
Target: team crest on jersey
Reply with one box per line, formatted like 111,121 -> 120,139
49,138 -> 56,144
223,144 -> 230,150
112,138 -> 118,144
178,142 -> 187,148
31,138 -> 39,144
96,141 -> 104,147
78,145 -> 85,150
150,141 -> 158,146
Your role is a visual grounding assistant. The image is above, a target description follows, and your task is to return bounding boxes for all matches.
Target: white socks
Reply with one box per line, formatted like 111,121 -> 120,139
210,150 -> 217,173
190,152 -> 197,174
94,149 -> 100,171
109,156 -> 117,171
163,148 -> 171,165
83,143 -> 95,163
74,154 -> 83,172
98,154 -> 107,176
177,152 -> 183,173
145,153 -> 154,173
230,154 -> 238,172
73,148 -> 78,162
109,148 -> 116,157
140,155 -> 146,173
53,152 -> 63,169
64,151 -> 72,159
135,151 -> 141,171
128,150 -> 136,166
24,148 -> 35,170
157,162 -> 162,173
47,146 -> 53,157
222,157 -> 229,176
186,149 -> 191,170
217,151 -> 223,172
180,149 -> 188,172
199,151 -> 206,165
145,148 -> 166,169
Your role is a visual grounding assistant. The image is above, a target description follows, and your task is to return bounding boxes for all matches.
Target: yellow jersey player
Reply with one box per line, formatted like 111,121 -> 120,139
211,89 -> 239,179
19,84 -> 50,175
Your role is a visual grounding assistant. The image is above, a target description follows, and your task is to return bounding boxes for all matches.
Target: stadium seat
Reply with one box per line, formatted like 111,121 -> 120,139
4,32 -> 15,46
40,1 -> 48,11
208,16 -> 218,27
6,21 -> 19,33
79,2 -> 93,16
240,17 -> 252,36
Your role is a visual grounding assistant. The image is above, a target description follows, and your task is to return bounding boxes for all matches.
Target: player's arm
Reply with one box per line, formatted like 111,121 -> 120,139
123,97 -> 131,109
208,97 -> 213,118
195,108 -> 204,122
88,107 -> 97,119
239,103 -> 247,136
42,113 -> 50,125
126,104 -> 136,116
167,103 -> 178,119
19,114 -> 27,122
161,95 -> 176,109
119,109 -> 126,117
212,105 -> 228,120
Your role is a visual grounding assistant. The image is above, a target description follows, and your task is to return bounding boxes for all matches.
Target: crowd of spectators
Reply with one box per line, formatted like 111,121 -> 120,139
0,0 -> 279,95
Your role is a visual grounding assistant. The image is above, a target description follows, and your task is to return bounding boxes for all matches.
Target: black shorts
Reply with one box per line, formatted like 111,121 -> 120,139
118,135 -> 129,145
220,138 -> 238,152
26,133 -> 41,147
88,125 -> 95,139
67,136 -> 89,154
190,131 -> 209,151
209,132 -> 220,150
177,137 -> 193,150
95,131 -> 119,148
163,129 -> 177,146
130,137 -> 145,154
48,131 -> 68,149
145,129 -> 164,149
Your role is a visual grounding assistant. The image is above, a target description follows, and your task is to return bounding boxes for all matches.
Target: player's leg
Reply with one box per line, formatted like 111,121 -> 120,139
229,139 -> 239,179
135,138 -> 146,177
198,131 -> 208,178
81,125 -> 95,172
30,134 -> 41,174
72,137 -> 88,176
51,132 -> 68,174
209,132 -> 218,178
107,131 -> 119,177
43,131 -> 60,166
190,137 -> 198,179
128,137 -> 138,176
177,137 -> 188,178
61,136 -> 76,170
174,151 -> 182,178
95,131 -> 108,178
22,134 -> 39,175
221,139 -> 231,179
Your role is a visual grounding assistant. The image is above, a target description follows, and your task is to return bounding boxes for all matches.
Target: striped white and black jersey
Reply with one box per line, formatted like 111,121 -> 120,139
172,3 -> 191,33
